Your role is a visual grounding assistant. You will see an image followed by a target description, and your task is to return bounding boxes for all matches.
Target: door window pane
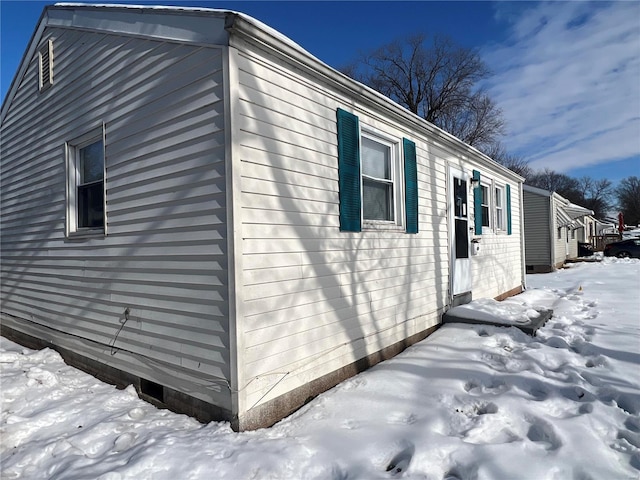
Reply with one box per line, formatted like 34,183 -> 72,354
454,177 -> 467,218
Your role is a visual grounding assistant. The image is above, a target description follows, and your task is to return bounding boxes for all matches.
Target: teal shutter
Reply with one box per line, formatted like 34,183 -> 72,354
403,138 -> 418,234
473,170 -> 482,235
336,108 -> 361,232
506,184 -> 512,235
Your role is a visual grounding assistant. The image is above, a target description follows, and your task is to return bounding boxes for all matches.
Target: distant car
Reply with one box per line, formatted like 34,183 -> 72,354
603,239 -> 640,259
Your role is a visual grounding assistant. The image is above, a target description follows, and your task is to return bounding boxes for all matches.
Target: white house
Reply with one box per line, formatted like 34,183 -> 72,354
1,4 -> 525,430
522,185 -> 593,272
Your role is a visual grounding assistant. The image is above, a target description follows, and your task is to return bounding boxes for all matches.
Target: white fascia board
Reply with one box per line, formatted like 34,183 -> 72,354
565,203 -> 594,219
523,184 -> 553,197
47,4 -> 229,45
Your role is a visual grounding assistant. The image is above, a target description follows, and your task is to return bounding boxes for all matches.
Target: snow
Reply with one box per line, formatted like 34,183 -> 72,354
445,291 -> 555,326
2,258 -> 639,479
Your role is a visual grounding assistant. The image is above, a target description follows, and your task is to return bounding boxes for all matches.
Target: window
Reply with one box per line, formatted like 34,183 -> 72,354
38,39 -> 53,91
495,186 -> 505,231
361,135 -> 397,222
473,170 -> 512,235
480,184 -> 490,228
557,227 -> 562,240
571,228 -> 576,240
336,108 -> 418,233
66,126 -> 106,236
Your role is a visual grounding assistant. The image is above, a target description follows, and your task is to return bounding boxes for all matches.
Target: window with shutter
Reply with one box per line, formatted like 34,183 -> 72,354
336,108 -> 418,233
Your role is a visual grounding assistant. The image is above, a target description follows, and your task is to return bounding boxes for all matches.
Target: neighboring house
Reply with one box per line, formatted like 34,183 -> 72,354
0,4 -> 525,430
523,185 -> 593,272
580,215 -> 598,245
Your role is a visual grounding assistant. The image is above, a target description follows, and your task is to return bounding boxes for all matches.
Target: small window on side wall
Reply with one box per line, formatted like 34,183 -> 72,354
66,125 -> 106,237
480,184 -> 490,229
495,185 -> 505,231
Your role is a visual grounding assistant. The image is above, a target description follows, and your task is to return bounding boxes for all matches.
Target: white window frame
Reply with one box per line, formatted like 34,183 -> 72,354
359,127 -> 404,230
494,184 -> 506,232
65,124 -> 107,238
38,39 -> 54,92
480,181 -> 491,233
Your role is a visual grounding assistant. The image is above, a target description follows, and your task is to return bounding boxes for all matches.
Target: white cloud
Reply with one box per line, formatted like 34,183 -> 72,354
484,1 -> 640,173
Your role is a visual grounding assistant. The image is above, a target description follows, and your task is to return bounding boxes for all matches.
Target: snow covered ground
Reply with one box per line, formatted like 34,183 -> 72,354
1,258 -> 639,480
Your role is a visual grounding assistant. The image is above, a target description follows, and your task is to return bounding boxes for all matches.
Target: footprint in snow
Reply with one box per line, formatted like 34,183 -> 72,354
443,464 -> 478,480
584,355 -> 608,368
617,429 -> 640,449
526,417 -> 562,451
625,416 -> 640,433
558,385 -> 596,403
615,393 -> 640,415
464,378 -> 508,396
113,432 -> 137,452
127,408 -> 146,420
386,412 -> 417,425
384,441 -> 415,477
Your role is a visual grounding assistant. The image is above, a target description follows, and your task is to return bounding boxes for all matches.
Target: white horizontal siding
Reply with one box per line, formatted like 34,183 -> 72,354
523,190 -> 552,267
1,28 -> 231,409
470,172 -> 523,300
551,197 -> 569,267
233,41 -> 519,411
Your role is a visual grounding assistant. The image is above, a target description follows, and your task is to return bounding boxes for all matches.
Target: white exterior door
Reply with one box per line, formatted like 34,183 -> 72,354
449,166 -> 472,297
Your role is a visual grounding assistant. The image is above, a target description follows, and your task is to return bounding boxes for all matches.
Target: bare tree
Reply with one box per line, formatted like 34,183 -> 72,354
577,177 -> 614,219
526,169 -> 615,219
483,143 -> 532,178
617,176 -> 640,226
343,34 -> 504,152
525,168 -> 581,201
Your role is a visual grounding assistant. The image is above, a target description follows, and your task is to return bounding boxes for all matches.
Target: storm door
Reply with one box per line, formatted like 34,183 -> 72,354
449,167 -> 472,297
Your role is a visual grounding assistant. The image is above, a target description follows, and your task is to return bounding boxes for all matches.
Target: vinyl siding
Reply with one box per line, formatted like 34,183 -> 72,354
470,173 -> 523,300
523,190 -> 552,267
231,39 -> 521,412
0,28 -> 231,409
551,197 -> 569,267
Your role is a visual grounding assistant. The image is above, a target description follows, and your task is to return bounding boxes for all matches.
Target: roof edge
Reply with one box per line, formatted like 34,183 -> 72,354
1,7 -> 50,124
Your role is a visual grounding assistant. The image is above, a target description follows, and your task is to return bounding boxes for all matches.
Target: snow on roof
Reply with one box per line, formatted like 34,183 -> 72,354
53,3 -> 313,65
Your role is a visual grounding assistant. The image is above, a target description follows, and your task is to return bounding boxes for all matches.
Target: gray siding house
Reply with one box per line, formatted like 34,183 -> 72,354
1,4 -> 525,430
523,185 -> 592,273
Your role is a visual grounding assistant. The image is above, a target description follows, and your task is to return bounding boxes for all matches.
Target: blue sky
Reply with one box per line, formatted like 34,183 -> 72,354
1,1 -> 639,185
